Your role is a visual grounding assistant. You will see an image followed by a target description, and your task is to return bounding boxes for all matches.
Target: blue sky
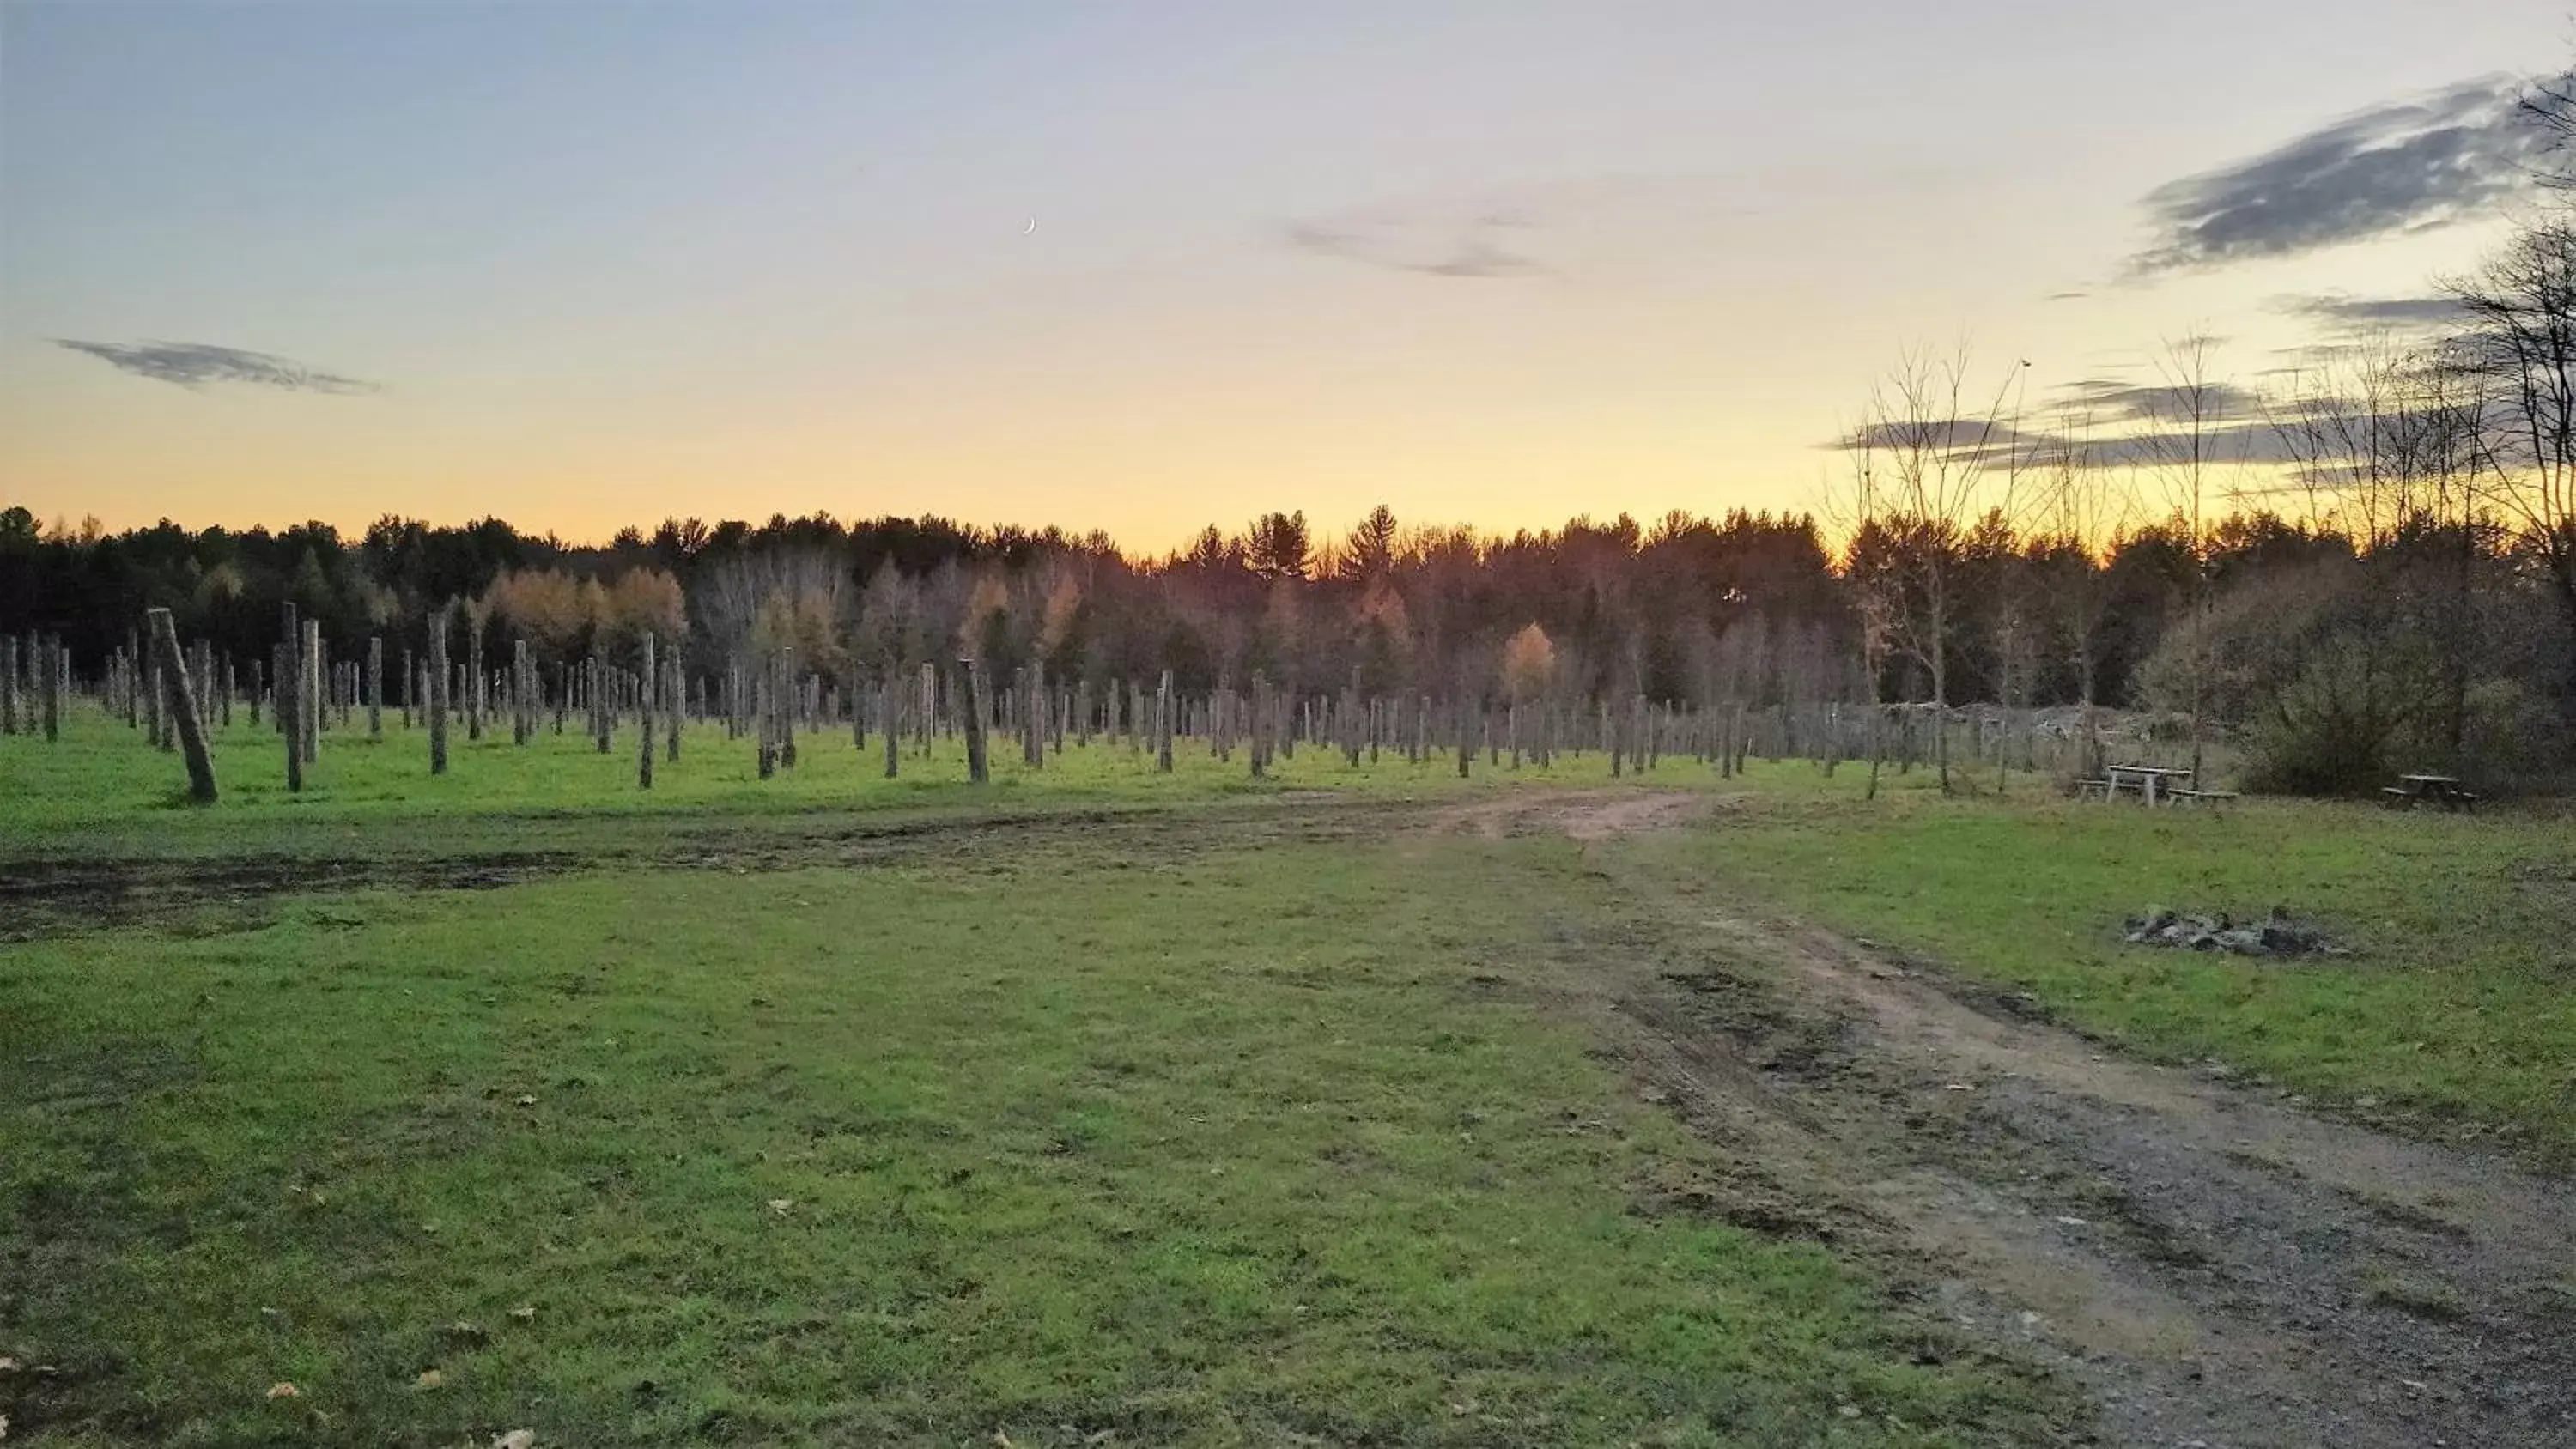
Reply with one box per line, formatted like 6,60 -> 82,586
2,1 -> 2563,545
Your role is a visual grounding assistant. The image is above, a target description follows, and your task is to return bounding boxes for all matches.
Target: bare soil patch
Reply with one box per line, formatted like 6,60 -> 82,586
1424,788 -> 1718,840
1532,887 -> 2576,1446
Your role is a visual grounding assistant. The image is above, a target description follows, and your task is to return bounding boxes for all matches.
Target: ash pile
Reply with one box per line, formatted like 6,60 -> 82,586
2123,906 -> 2353,959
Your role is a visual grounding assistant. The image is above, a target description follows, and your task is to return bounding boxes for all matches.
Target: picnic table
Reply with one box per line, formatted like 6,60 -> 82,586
2381,773 -> 2479,812
2075,764 -> 2238,807
2079,763 -> 2191,806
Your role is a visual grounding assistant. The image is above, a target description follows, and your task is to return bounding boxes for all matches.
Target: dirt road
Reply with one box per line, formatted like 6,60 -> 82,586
1488,791 -> 2576,1448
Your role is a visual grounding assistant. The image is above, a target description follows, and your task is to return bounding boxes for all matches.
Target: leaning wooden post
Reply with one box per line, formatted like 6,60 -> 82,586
428,614 -> 452,775
637,633 -> 657,789
960,658 -> 991,784
145,609 -> 217,802
3,634 -> 18,736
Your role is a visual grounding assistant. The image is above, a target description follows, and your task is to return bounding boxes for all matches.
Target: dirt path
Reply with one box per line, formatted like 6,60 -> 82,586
1517,846 -> 2576,1446
1425,787 -> 1722,840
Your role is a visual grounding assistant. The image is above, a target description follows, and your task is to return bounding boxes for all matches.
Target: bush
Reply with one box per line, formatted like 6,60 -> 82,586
2239,633 -> 2436,796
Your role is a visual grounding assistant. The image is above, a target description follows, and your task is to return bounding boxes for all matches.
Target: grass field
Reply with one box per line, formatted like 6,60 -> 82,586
2,717 -> 2060,1446
3,708 -> 1481,844
1683,773 -> 2576,1160
5,707 -> 2572,1444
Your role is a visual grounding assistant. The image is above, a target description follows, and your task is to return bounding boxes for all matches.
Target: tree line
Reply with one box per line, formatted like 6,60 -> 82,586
13,76 -> 2576,796
7,473 -> 2565,795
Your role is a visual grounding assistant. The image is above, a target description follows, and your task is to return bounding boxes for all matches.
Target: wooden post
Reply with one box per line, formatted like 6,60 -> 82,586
779,649 -> 799,769
1155,669 -> 1175,773
1456,695 -> 1473,778
145,609 -> 217,802
465,624 -> 484,742
756,659 -> 775,778
280,642 -> 303,792
301,621 -> 321,764
882,677 -> 900,778
146,647 -> 167,748
191,640 -> 213,737
961,658 -> 990,783
638,633 -> 657,789
665,656 -> 682,763
428,614 -> 451,775
1249,672 -> 1269,779
365,637 -> 383,737
511,640 -> 530,745
592,655 -> 611,754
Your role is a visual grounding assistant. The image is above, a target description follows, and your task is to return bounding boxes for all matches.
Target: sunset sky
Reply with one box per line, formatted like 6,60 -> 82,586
1,1 -> 2561,551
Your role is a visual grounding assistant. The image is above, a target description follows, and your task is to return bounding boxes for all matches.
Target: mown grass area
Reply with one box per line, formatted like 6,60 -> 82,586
1667,770 -> 2576,1159
0,705 -> 1494,839
0,828 -> 2059,1448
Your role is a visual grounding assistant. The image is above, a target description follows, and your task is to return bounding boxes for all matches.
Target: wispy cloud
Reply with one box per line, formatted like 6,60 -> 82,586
2128,74 -> 2538,276
1279,199 -> 1549,280
2057,376 -> 2264,424
1824,380 -> 2303,470
53,339 -> 381,394
2266,292 -> 2465,333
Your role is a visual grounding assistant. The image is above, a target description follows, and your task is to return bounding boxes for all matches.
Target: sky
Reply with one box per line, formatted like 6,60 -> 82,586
0,1 -> 2564,551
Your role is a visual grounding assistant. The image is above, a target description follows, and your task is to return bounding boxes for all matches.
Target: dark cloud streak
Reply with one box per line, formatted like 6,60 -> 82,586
2267,292 -> 2465,332
2129,75 -> 2537,275
53,339 -> 381,395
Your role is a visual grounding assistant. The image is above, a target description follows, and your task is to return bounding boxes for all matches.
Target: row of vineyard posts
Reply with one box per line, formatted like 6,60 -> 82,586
3,607 -> 2073,801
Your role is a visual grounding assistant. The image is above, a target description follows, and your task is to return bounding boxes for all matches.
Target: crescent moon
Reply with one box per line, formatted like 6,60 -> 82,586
1023,217 -> 1037,235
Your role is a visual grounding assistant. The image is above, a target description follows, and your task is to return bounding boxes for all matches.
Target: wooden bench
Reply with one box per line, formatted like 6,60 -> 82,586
2075,778 -> 2113,801
2169,789 -> 2239,807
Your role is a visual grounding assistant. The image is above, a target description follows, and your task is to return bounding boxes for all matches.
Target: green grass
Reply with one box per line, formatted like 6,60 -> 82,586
1653,775 -> 2576,1158
11,705 -> 2573,1443
0,706 -> 1498,840
0,825 -> 2056,1446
